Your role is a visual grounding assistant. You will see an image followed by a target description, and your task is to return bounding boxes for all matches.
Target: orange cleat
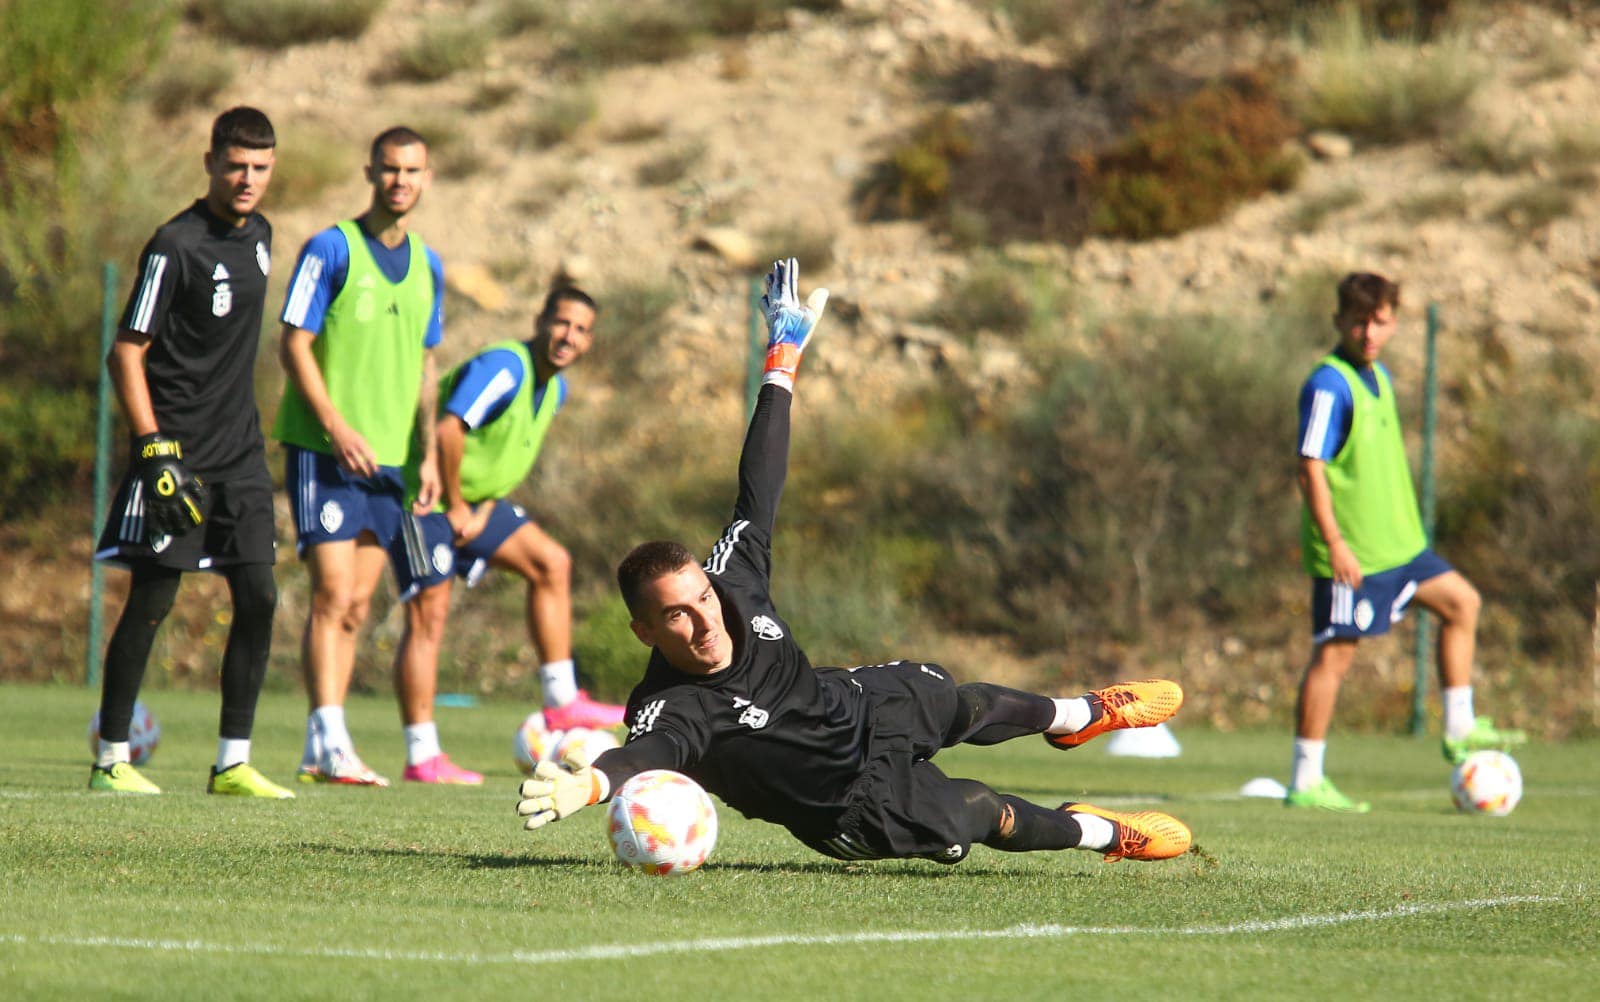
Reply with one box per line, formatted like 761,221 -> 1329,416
1061,802 -> 1192,863
1045,679 -> 1183,750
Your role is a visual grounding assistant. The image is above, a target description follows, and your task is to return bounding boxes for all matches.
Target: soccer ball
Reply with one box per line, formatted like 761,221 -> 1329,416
1451,750 -> 1523,816
552,726 -> 619,768
86,700 -> 160,765
607,770 -> 718,877
511,711 -> 563,775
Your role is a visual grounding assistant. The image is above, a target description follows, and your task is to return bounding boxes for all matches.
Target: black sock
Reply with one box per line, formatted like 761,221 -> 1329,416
218,563 -> 277,740
99,564 -> 182,742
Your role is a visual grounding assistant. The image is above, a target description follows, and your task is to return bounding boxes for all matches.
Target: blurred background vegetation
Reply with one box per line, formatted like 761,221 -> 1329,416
2,0 -> 1596,740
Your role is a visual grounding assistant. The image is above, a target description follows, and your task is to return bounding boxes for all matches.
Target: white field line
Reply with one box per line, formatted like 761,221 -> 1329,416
0,896 -> 1559,967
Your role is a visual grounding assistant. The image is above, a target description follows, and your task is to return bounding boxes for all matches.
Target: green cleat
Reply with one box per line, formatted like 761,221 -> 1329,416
1442,716 -> 1527,765
208,763 -> 296,799
88,762 -> 161,795
1284,778 -> 1370,813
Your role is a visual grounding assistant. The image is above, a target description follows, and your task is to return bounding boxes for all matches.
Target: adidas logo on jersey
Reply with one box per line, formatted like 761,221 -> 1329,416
212,262 -> 230,280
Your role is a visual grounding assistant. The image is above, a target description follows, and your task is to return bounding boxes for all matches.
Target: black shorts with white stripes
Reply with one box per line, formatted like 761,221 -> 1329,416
95,464 -> 276,572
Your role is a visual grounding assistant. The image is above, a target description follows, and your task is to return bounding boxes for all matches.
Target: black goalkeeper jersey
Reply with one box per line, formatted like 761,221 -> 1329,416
600,387 -> 875,844
119,199 -> 272,480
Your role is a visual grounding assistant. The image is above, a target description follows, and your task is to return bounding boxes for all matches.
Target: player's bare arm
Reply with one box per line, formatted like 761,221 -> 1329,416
107,332 -> 159,437
435,414 -> 490,544
411,349 -> 441,513
1297,456 -> 1361,588
279,324 -> 378,477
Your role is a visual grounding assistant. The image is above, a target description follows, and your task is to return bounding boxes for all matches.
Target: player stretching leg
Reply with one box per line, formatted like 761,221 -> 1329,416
515,259 -> 1191,865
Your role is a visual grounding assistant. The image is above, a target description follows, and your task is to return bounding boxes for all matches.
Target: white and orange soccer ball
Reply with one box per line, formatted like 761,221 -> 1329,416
552,726 -> 618,768
512,711 -> 563,775
607,769 -> 718,877
87,700 -> 160,765
1451,750 -> 1523,816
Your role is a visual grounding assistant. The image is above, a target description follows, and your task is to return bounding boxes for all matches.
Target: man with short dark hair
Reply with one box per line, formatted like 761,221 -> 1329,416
274,126 -> 460,786
516,260 -> 1193,866
1285,271 -> 1525,812
91,106 -> 291,798
398,286 -> 624,768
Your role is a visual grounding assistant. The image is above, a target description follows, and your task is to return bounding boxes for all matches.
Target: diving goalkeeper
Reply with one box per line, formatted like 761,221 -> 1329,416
515,259 -> 1192,865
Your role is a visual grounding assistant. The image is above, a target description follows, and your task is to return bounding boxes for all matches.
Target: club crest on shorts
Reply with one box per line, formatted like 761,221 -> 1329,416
1354,598 -> 1375,632
432,543 -> 453,575
319,499 -> 344,533
751,614 -> 784,640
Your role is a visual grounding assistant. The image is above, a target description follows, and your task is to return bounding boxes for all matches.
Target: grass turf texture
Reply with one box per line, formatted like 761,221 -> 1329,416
2,683 -> 1594,1000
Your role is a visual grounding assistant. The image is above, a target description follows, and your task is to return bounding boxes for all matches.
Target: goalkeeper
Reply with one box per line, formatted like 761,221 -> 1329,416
91,107 -> 293,799
516,260 -> 1192,865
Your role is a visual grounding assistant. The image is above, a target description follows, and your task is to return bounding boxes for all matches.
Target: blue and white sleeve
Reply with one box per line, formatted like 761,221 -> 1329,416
424,249 -> 445,349
444,348 -> 526,429
279,227 -> 350,335
1298,367 -> 1352,461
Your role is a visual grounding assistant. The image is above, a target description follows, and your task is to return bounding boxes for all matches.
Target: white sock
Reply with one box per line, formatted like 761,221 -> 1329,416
404,722 -> 442,766
1072,813 -> 1115,852
1046,697 -> 1093,735
97,739 -> 129,769
1290,738 -> 1326,792
300,716 -> 322,768
216,739 -> 250,772
540,659 -> 579,707
1442,686 -> 1474,739
312,705 -> 352,754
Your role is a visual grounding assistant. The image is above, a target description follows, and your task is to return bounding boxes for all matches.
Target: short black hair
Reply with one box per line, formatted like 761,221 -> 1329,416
211,107 -> 275,154
369,125 -> 428,163
539,286 -> 599,323
617,541 -> 698,617
1335,272 -> 1401,327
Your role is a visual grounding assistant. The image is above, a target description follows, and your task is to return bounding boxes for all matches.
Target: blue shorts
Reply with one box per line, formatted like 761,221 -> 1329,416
1310,549 -> 1453,643
415,500 -> 532,587
284,445 -> 453,600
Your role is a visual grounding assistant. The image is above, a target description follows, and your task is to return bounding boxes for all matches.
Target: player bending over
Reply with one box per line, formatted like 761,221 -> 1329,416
516,260 -> 1192,865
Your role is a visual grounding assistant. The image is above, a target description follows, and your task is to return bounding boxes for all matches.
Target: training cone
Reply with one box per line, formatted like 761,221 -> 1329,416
1104,721 -> 1181,758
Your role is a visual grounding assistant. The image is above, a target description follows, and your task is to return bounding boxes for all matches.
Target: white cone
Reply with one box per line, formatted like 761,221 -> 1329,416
1104,721 -> 1181,758
1239,776 -> 1288,799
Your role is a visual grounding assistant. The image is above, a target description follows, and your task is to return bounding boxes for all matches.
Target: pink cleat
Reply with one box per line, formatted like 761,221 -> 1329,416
541,690 -> 625,730
402,753 -> 484,786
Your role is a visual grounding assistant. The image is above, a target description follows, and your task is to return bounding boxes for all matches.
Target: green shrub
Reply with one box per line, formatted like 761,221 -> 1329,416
1490,176 -> 1592,236
388,19 -> 490,82
1394,184 -> 1471,223
198,0 -> 384,49
494,0 -> 557,35
572,594 -> 648,702
1294,2 -> 1483,142
636,138 -> 708,187
563,2 -> 704,68
856,109 -> 972,220
1086,71 -> 1302,240
923,258 -> 1035,339
508,85 -> 598,149
1283,183 -> 1364,233
265,125 -> 353,209
147,51 -> 235,119
753,218 -> 836,275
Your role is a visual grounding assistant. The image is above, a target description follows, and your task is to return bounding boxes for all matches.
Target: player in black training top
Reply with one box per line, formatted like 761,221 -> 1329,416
89,107 -> 294,799
516,260 -> 1193,865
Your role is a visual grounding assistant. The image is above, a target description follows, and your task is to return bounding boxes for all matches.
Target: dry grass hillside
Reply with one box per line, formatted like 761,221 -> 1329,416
12,0 -> 1600,734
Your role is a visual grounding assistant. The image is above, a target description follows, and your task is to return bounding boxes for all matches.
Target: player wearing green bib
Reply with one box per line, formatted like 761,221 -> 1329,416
275,126 -> 463,787
1285,272 -> 1524,813
403,288 -> 626,741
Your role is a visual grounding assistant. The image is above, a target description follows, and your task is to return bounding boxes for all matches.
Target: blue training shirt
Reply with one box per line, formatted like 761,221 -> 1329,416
1298,359 -> 1384,460
444,346 -> 568,430
280,224 -> 445,347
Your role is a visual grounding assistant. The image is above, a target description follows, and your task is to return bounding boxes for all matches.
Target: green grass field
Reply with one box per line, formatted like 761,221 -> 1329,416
2,683 -> 1595,1000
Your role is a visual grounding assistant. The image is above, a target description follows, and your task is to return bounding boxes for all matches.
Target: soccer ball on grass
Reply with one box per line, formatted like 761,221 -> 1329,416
1450,750 -> 1522,816
607,769 -> 718,876
512,711 -> 562,775
552,726 -> 618,768
86,700 -> 160,765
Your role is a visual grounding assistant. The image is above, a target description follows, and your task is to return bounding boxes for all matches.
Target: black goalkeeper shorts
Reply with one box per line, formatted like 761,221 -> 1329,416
95,465 -> 276,572
809,660 -> 987,863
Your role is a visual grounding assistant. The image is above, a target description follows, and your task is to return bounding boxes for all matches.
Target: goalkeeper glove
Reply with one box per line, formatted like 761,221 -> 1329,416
133,433 -> 207,542
760,257 -> 828,391
516,761 -> 605,830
